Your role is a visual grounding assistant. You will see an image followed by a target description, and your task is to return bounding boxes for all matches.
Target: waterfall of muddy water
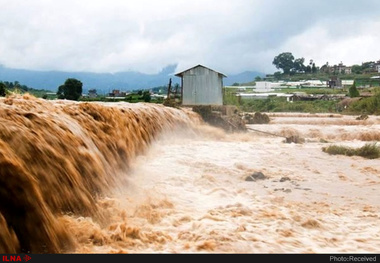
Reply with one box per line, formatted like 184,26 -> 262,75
1,97 -> 380,254
0,95 -> 201,253
71,112 -> 378,253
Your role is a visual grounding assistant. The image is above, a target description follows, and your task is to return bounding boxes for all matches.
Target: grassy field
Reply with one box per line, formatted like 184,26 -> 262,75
240,97 -> 338,113
276,87 -> 348,94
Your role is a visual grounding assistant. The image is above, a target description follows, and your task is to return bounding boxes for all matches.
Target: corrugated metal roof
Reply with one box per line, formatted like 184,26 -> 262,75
175,64 -> 227,78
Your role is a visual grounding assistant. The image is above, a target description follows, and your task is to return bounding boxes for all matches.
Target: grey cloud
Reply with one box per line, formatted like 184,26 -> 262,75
0,0 -> 379,74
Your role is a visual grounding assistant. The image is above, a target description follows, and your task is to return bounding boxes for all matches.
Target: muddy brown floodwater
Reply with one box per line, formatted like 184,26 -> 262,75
1,95 -> 379,253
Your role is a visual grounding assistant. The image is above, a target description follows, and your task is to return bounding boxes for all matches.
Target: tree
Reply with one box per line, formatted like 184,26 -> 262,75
142,90 -> 151,102
361,61 -> 374,72
349,82 -> 360,98
254,76 -> 262,81
293,58 -> 305,73
0,82 -> 6,96
57,85 -> 65,99
320,63 -> 329,73
273,71 -> 282,80
88,89 -> 97,98
351,65 -> 362,74
272,52 -> 295,74
312,63 -> 318,74
56,78 -> 83,101
5,81 -> 13,89
14,81 -> 20,89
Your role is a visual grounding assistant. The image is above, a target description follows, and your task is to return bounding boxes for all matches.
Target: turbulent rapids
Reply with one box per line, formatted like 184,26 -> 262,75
1,95 -> 380,254
0,95 -> 198,253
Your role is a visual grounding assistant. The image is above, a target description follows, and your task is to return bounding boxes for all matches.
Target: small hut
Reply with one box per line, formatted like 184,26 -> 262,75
175,64 -> 227,106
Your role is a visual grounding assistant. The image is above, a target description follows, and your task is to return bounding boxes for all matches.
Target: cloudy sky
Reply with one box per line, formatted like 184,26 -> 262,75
0,0 -> 380,75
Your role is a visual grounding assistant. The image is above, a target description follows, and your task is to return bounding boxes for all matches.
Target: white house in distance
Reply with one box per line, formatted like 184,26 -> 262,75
376,63 -> 380,73
255,81 -> 282,92
175,64 -> 227,106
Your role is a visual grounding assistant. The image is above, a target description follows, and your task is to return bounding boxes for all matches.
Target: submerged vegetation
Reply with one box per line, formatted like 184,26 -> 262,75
322,143 -> 380,159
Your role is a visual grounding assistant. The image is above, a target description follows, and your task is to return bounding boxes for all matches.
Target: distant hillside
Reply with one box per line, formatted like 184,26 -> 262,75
0,64 -> 264,93
223,71 -> 264,86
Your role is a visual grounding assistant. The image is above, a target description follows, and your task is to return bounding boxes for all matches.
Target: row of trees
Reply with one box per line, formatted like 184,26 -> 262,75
0,81 -> 38,96
1,81 -> 30,91
273,52 -> 380,76
2,77 -> 154,102
272,52 -> 318,75
56,78 -> 153,102
350,62 -> 379,74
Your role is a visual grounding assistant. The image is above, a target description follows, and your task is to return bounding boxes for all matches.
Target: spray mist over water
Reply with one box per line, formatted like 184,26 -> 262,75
0,95 -> 200,253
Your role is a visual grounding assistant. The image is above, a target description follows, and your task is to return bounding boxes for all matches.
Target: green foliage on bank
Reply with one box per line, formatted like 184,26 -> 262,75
0,80 -> 52,97
322,143 -> 380,159
348,88 -> 380,115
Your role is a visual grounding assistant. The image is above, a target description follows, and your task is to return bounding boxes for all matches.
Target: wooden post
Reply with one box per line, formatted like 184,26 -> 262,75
174,83 -> 178,101
167,78 -> 172,100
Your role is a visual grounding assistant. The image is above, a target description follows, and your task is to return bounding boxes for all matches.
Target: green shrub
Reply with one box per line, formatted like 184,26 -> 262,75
348,88 -> 380,114
355,143 -> 380,159
322,143 -> 380,159
349,83 -> 360,98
